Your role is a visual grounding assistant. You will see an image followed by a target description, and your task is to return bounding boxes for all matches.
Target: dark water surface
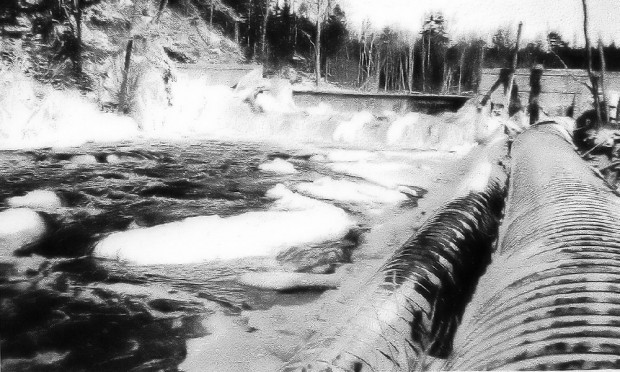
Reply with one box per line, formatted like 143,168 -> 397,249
1,139 -> 397,371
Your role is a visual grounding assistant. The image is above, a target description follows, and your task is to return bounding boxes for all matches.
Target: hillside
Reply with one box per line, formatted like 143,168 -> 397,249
1,0 -> 245,94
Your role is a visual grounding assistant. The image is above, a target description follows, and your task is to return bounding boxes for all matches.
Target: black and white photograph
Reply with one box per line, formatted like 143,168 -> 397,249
1,0 -> 620,370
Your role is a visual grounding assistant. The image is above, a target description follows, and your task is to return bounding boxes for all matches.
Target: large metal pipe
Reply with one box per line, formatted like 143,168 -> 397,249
281,145 -> 508,372
446,124 -> 620,370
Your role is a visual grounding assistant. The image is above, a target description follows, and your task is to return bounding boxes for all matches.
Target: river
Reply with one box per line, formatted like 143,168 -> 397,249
0,134 -> 469,371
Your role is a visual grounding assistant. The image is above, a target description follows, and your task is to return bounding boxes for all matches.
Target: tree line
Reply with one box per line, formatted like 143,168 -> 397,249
2,0 -> 619,93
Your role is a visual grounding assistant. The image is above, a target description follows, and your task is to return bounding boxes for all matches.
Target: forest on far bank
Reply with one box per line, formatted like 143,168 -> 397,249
2,0 -> 619,94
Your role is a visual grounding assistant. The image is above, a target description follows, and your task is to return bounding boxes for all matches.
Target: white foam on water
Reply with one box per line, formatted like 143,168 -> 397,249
180,312 -> 282,372
0,71 -> 139,150
386,112 -> 420,145
258,158 -> 298,174
93,184 -> 354,265
0,68 -> 497,157
0,208 -> 48,255
323,149 -> 378,162
332,111 -> 374,143
295,177 -> 407,205
6,190 -> 63,210
237,271 -> 340,291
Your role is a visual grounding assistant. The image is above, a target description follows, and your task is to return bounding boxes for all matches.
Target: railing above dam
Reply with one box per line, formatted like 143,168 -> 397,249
292,90 -> 471,115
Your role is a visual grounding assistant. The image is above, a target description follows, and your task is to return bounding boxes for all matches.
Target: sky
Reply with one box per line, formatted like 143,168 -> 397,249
337,0 -> 620,46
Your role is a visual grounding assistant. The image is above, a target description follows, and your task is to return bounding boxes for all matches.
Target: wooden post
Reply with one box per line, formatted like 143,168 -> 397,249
529,65 -> 543,124
118,39 -> 134,114
504,21 -> 523,115
582,0 -> 602,127
598,40 -> 608,123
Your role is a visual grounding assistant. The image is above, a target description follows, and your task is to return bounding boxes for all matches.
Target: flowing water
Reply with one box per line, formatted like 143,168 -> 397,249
0,136 -> 464,371
0,70 -> 492,371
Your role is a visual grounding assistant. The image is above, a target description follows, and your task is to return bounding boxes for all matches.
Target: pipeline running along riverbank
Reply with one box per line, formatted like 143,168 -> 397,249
282,121 -> 620,371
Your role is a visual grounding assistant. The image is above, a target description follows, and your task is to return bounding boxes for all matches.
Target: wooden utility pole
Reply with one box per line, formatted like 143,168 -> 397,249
528,65 -> 543,124
582,0 -> 602,127
504,21 -> 522,115
598,40 -> 609,123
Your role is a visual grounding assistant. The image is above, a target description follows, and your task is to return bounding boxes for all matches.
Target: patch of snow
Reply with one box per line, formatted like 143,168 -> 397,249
295,177 -> 407,205
324,149 -> 377,162
237,271 -> 340,291
332,112 -> 374,143
386,112 -> 420,145
304,102 -> 333,116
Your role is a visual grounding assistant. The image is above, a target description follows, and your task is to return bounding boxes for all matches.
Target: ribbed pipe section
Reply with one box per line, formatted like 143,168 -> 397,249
281,157 -> 507,372
446,124 -> 620,370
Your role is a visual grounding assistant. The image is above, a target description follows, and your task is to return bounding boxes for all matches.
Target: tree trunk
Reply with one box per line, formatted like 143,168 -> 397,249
598,40 -> 608,123
408,42 -> 414,93
458,48 -> 465,94
261,0 -> 271,61
476,43 -> 484,93
74,0 -> 82,73
209,1 -> 214,27
582,0 -> 602,128
315,9 -> 321,87
400,57 -> 406,91
427,34 -> 431,91
375,47 -> 381,92
421,34 -> 426,92
118,39 -> 134,115
234,21 -> 239,44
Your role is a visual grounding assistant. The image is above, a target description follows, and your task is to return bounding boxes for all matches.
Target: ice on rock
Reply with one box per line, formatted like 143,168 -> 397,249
6,190 -> 63,210
258,158 -> 298,174
94,185 -> 354,265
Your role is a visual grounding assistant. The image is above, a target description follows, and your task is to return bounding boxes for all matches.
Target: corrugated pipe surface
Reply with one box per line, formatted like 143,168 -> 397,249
446,124 -> 620,370
282,151 -> 507,372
